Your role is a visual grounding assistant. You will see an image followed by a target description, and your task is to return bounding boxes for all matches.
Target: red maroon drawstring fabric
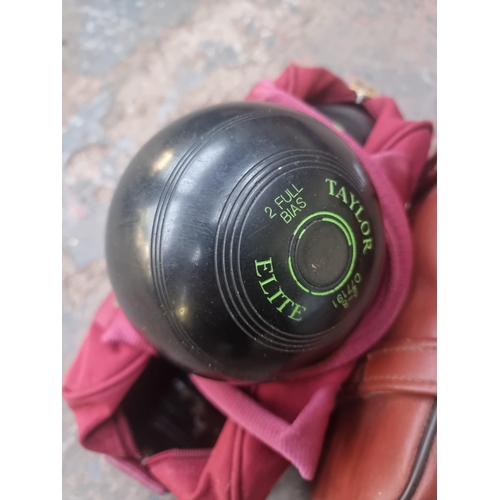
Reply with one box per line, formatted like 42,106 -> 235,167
63,63 -> 433,500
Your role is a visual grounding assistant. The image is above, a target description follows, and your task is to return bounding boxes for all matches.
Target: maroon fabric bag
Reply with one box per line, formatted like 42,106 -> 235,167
63,64 -> 433,500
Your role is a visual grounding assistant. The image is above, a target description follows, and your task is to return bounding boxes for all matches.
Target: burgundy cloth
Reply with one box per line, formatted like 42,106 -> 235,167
63,64 -> 433,500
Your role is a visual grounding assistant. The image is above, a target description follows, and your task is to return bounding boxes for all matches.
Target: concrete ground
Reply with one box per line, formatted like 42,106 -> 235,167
62,1 -> 436,498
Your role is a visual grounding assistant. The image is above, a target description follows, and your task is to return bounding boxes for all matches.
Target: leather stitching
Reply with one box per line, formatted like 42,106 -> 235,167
367,345 -> 435,358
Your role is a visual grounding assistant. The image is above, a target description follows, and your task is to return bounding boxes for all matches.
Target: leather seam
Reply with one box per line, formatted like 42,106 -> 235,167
397,400 -> 437,500
368,345 -> 435,358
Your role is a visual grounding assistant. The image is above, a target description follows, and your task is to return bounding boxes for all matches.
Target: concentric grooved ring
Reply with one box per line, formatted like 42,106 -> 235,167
150,110 -> 275,350
215,149 -> 366,352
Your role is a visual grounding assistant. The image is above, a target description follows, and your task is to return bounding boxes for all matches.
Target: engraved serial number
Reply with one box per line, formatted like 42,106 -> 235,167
332,273 -> 362,309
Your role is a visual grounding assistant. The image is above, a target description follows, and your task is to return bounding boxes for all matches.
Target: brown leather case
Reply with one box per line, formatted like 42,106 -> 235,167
312,186 -> 437,500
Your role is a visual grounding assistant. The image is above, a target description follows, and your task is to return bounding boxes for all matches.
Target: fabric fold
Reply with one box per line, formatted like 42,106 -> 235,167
63,63 -> 433,500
